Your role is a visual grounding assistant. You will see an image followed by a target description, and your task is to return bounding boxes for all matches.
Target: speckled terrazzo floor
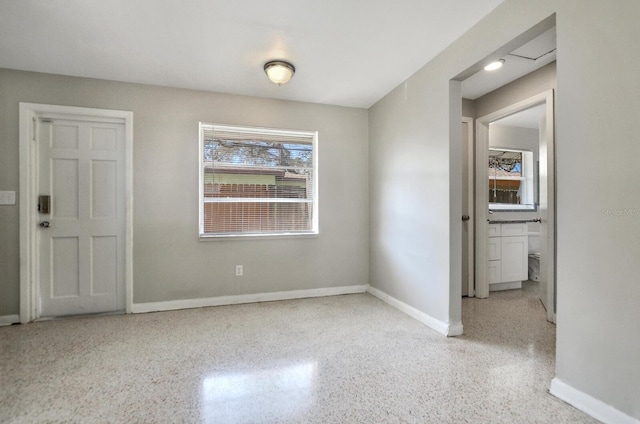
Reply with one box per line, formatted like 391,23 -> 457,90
1,283 -> 598,423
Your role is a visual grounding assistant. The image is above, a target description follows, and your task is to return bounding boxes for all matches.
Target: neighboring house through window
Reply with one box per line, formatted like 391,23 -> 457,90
199,124 -> 318,237
488,147 -> 535,210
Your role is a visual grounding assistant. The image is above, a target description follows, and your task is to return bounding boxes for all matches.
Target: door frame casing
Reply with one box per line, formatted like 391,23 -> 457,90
474,90 -> 554,312
462,117 -> 475,297
19,103 -> 134,323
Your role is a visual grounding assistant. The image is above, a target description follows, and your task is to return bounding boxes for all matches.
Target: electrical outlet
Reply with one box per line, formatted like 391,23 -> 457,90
0,191 -> 16,205
235,265 -> 243,276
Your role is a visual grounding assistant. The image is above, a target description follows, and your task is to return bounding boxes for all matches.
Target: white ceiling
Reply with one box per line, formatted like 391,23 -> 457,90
462,27 -> 556,99
492,104 -> 545,129
0,0 -> 506,108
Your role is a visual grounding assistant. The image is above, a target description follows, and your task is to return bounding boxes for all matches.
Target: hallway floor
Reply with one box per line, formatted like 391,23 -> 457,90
1,286 -> 597,423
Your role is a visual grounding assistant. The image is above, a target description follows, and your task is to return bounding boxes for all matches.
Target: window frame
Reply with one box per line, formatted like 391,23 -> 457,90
198,123 -> 319,239
488,147 -> 536,211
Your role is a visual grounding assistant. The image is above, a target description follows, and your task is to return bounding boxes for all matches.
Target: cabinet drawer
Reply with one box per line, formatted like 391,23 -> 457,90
501,223 -> 527,237
488,237 -> 501,261
488,224 -> 501,237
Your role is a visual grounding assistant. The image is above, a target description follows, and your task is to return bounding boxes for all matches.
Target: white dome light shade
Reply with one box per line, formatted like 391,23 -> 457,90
484,59 -> 505,71
264,61 -> 295,85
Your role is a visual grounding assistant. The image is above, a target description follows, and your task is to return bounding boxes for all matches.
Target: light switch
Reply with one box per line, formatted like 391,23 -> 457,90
0,191 -> 16,205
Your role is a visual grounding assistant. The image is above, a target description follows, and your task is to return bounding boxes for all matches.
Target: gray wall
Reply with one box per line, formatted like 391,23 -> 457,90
369,0 -> 639,419
554,2 -> 640,418
0,69 -> 369,312
462,99 -> 476,118
489,124 -> 538,154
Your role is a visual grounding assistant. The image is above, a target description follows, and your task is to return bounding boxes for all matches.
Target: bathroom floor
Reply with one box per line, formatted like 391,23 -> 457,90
1,286 -> 596,423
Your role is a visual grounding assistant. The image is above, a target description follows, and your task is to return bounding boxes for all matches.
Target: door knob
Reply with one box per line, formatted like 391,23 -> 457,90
39,221 -> 50,228
462,215 -> 470,221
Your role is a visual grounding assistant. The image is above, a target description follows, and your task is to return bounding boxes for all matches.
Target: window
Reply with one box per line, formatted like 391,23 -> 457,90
488,148 -> 535,210
199,124 -> 318,237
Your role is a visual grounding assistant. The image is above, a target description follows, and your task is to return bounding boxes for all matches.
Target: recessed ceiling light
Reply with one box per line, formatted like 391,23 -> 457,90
484,59 -> 505,71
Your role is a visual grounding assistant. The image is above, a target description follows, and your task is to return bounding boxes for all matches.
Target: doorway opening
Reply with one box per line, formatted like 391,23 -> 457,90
474,91 -> 555,323
453,14 -> 557,329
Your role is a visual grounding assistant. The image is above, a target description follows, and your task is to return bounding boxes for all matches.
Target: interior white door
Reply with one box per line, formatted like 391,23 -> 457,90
38,116 -> 126,317
538,109 -> 556,322
538,113 -> 549,313
461,118 -> 474,297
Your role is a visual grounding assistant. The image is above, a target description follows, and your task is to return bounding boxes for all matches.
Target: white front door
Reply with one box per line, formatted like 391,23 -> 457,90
38,116 -> 126,317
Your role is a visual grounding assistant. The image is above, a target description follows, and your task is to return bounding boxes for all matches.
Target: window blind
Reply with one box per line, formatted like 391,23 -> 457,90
200,124 -> 317,236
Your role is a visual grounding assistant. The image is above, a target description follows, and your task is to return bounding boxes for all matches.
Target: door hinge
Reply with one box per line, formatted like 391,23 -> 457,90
32,117 -> 36,141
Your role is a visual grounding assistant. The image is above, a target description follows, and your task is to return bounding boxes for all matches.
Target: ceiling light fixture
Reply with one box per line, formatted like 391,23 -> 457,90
484,59 -> 505,71
264,61 -> 295,85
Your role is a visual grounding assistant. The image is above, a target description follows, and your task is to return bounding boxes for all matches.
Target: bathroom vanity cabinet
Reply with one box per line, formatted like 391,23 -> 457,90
488,223 -> 528,291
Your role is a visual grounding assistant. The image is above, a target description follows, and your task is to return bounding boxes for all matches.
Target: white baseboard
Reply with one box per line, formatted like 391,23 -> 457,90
550,378 -> 639,424
366,286 -> 462,337
131,285 -> 368,314
0,314 -> 20,326
489,281 -> 522,291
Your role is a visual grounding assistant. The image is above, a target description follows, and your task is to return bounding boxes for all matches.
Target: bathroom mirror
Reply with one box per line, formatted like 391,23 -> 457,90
488,147 -> 536,211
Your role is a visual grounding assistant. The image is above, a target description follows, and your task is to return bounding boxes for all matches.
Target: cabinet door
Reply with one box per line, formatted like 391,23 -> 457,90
501,235 -> 528,282
488,237 -> 501,261
488,260 -> 502,284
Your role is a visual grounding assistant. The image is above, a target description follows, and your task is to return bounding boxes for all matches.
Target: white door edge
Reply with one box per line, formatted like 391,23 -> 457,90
19,103 -> 134,323
462,117 -> 475,297
474,90 -> 554,303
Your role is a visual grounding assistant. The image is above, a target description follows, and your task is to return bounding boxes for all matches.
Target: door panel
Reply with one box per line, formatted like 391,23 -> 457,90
39,117 -> 125,317
91,160 -> 117,218
50,237 -> 80,298
461,121 -> 469,296
52,159 -> 79,218
539,114 -> 549,313
461,119 -> 474,297
91,236 -> 118,295
52,124 -> 79,149
538,107 -> 556,322
91,127 -> 118,151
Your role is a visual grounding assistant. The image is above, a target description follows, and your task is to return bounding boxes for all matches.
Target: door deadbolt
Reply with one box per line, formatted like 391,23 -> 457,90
38,195 -> 51,214
39,221 -> 50,228
462,215 -> 470,221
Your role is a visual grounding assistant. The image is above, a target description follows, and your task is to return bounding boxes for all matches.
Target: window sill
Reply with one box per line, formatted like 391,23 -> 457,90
489,203 -> 537,212
199,231 -> 319,241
